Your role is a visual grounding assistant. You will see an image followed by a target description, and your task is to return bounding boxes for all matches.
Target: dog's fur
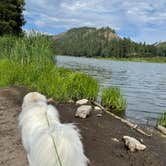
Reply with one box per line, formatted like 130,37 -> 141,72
19,92 -> 89,166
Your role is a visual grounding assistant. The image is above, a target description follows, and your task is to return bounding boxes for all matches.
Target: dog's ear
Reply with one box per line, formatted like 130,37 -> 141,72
22,92 -> 47,108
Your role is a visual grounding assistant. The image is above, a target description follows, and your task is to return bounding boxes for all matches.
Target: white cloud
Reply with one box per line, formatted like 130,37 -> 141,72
24,0 -> 166,43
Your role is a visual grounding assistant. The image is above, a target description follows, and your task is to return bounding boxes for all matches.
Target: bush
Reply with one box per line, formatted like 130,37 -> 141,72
101,87 -> 127,115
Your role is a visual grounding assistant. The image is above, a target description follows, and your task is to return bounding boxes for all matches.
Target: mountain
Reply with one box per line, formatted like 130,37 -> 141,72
52,27 -> 165,58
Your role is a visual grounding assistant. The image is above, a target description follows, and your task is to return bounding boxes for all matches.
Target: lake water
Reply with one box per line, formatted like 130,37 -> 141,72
56,55 -> 166,125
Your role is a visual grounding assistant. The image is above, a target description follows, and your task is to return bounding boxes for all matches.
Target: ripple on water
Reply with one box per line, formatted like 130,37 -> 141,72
57,55 -> 166,125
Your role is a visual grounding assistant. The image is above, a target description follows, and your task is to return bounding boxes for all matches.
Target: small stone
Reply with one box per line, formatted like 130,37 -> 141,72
123,136 -> 146,152
96,113 -> 103,117
0,106 -> 5,110
68,99 -> 74,103
94,106 -> 102,111
112,138 -> 120,143
75,105 -> 92,119
139,138 -> 144,143
76,99 -> 89,106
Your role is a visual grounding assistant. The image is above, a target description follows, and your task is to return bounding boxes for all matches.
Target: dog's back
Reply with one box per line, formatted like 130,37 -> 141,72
19,92 -> 89,166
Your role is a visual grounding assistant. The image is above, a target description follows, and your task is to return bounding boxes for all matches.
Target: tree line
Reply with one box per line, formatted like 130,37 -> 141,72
54,27 -> 166,58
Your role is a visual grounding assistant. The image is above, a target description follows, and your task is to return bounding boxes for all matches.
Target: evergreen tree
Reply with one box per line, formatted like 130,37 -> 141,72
53,27 -> 165,58
0,0 -> 25,35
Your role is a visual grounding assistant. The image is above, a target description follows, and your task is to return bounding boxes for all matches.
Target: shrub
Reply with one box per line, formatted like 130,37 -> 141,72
101,87 -> 127,115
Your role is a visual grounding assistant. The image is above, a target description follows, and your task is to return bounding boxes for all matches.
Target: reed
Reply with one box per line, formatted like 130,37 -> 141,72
158,112 -> 166,127
101,87 -> 127,115
0,33 -> 99,102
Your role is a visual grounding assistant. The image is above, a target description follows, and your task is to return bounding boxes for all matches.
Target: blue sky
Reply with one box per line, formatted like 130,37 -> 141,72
24,0 -> 166,43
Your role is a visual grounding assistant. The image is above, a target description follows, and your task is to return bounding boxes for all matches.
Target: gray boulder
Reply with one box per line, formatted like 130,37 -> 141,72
75,105 -> 92,119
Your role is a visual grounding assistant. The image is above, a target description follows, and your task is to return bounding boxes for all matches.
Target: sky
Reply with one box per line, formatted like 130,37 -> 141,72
23,0 -> 166,44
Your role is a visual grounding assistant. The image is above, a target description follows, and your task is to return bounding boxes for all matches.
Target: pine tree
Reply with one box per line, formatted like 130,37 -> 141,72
0,0 -> 25,35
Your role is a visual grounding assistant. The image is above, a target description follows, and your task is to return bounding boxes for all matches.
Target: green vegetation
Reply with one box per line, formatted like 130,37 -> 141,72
158,112 -> 166,127
0,34 -> 99,101
0,33 -> 54,65
53,27 -> 166,61
101,87 -> 127,115
0,0 -> 25,35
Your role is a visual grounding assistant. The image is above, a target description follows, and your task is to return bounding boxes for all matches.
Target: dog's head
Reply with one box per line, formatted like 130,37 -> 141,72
22,92 -> 47,108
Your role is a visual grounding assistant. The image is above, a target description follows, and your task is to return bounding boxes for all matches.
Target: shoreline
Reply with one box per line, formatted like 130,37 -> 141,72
0,86 -> 166,166
57,55 -> 166,63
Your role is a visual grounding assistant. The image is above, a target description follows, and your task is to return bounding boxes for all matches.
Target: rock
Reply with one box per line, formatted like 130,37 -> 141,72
94,106 -> 102,111
96,113 -> 103,117
123,136 -> 146,152
68,99 -> 74,103
111,138 -> 120,143
75,105 -> 92,119
76,99 -> 89,106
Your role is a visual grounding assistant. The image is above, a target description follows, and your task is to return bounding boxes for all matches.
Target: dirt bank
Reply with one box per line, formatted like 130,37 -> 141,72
0,86 -> 166,166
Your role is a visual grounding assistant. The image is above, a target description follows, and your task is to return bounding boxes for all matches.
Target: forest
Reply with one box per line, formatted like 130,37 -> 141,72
54,27 -> 166,58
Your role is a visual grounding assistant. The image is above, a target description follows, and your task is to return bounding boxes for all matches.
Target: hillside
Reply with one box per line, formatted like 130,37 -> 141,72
53,27 -> 166,58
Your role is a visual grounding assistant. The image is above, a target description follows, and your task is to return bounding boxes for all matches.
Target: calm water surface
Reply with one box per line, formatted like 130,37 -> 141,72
57,55 -> 166,125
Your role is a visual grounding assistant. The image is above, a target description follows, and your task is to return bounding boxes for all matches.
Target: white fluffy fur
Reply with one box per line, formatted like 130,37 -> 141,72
19,92 -> 89,166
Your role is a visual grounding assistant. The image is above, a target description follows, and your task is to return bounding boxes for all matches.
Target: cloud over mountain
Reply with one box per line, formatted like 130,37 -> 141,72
24,0 -> 166,43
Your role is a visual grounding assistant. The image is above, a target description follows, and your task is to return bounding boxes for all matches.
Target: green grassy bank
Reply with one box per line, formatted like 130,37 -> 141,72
0,34 -> 127,115
0,34 -> 99,101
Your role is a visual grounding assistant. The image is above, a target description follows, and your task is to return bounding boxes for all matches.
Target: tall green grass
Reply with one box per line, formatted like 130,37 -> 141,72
0,33 -> 54,65
0,34 -> 99,101
101,87 -> 127,115
158,112 -> 166,127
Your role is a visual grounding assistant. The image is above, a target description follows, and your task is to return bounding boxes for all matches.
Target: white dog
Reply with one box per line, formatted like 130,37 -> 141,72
19,92 -> 89,166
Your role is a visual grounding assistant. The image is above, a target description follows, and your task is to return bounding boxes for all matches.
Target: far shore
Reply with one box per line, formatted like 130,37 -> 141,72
57,55 -> 166,63
93,56 -> 166,63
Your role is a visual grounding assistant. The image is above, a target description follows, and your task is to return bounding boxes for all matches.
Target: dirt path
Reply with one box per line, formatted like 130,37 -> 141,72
0,86 -> 166,166
0,87 -> 28,166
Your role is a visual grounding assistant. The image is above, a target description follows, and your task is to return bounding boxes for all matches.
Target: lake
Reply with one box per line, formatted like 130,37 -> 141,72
57,55 -> 166,125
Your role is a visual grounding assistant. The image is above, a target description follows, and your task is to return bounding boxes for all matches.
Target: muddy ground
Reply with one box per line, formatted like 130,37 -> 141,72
0,86 -> 166,166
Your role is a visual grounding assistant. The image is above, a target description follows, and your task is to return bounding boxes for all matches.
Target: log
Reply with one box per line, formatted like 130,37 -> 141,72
92,101 -> 152,137
156,124 -> 166,135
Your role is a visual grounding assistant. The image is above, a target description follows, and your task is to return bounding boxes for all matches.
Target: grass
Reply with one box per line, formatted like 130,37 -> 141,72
101,87 -> 127,115
0,34 -> 99,102
0,33 -> 54,65
158,112 -> 166,127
